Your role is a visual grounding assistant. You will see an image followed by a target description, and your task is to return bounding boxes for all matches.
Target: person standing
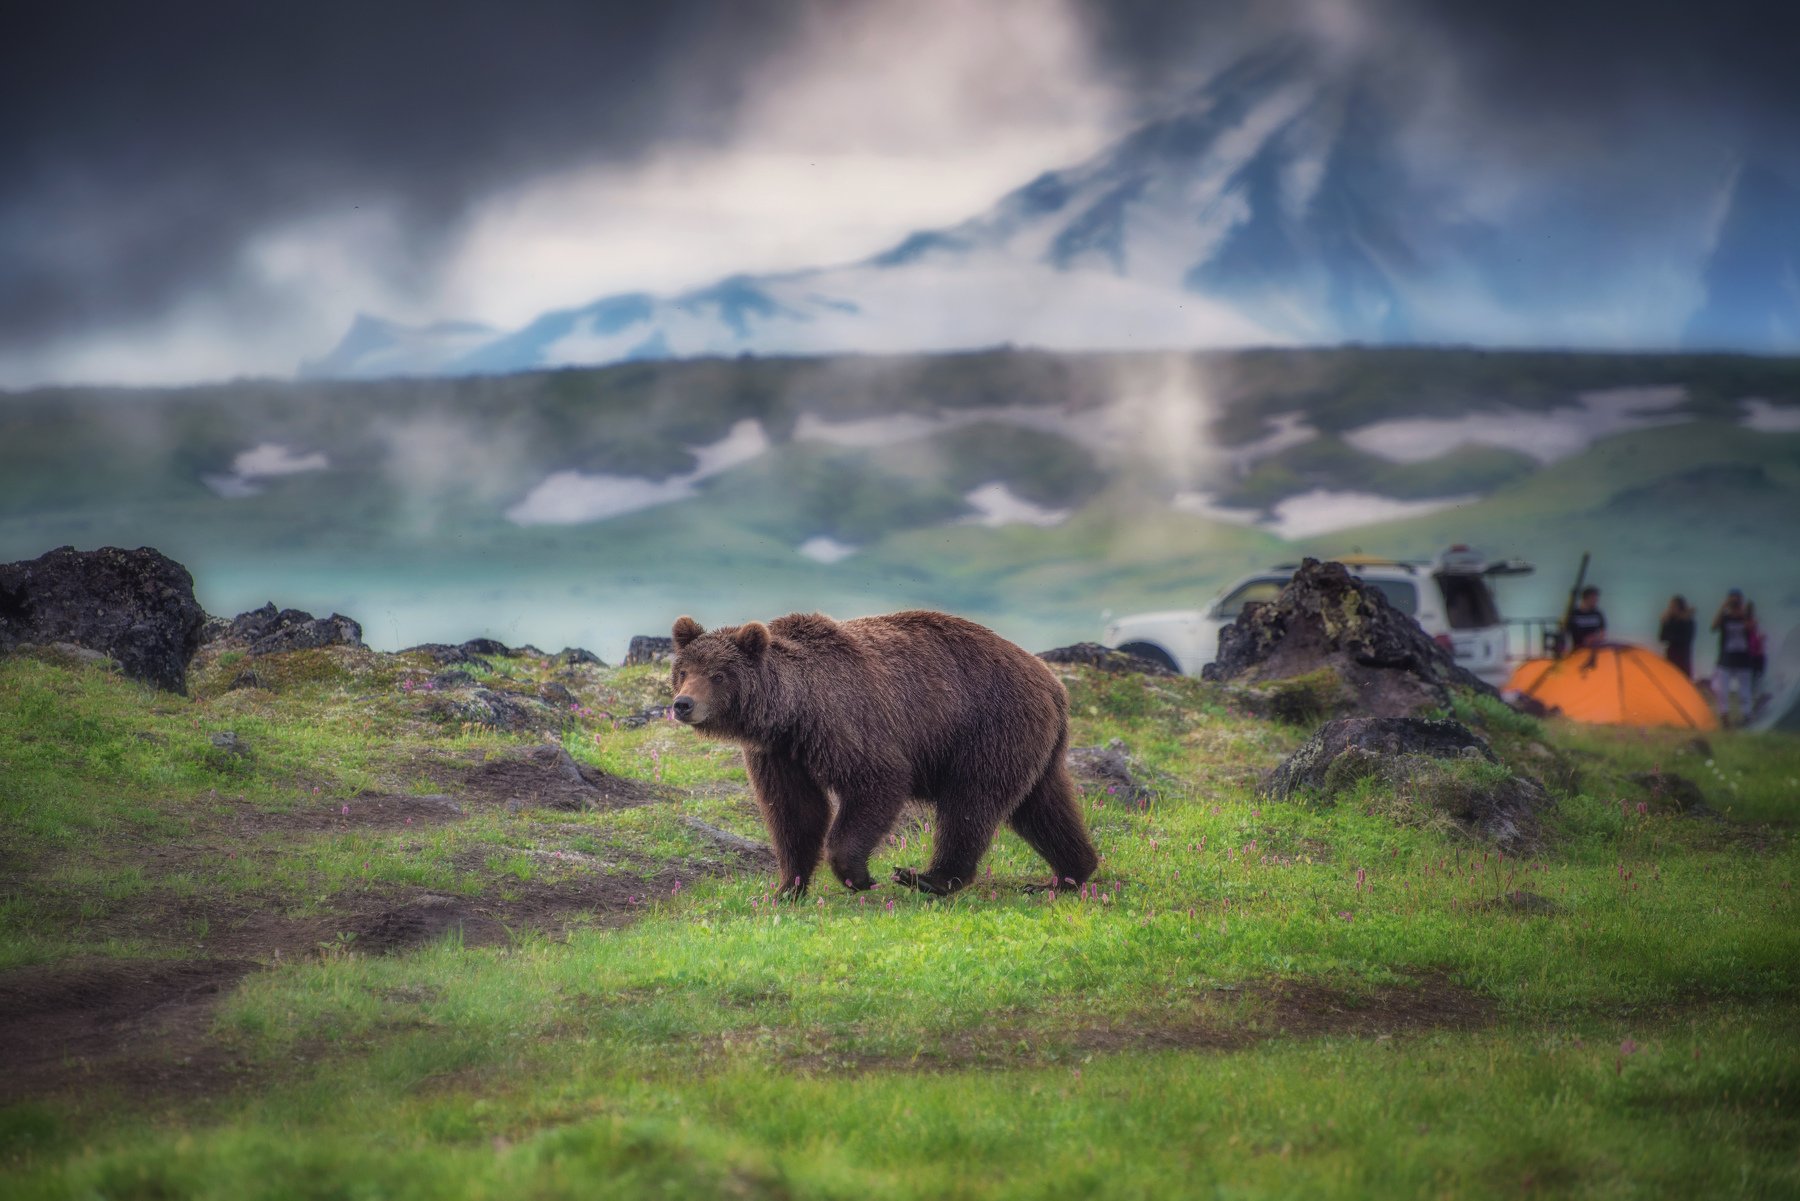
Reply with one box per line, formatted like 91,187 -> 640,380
1566,586 -> 1607,649
1712,589 -> 1756,726
1746,601 -> 1767,703
1659,595 -> 1697,677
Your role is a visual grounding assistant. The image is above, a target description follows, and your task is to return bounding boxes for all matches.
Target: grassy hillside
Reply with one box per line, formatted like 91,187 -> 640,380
1,642 -> 1797,1198
3,348 -> 1798,662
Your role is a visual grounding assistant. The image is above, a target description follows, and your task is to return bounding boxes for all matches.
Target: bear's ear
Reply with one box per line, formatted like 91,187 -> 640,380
672,615 -> 704,649
733,621 -> 770,659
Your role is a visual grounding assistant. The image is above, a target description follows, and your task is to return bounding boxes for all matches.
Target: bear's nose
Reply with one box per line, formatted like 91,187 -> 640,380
672,696 -> 695,721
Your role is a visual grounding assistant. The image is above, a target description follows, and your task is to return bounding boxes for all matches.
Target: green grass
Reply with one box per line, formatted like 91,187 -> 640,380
2,642 -> 1798,1198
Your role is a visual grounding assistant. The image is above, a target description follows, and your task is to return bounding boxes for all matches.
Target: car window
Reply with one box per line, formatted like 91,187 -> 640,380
1214,578 -> 1287,618
1434,573 -> 1501,629
1365,578 -> 1418,616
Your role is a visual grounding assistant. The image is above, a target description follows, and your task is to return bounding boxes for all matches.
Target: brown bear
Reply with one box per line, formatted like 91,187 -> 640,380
669,609 -> 1098,896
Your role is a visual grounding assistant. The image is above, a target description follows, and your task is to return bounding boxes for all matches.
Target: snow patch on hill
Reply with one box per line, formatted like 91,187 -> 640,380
1173,486 -> 1479,539
1262,490 -> 1482,540
1344,386 -> 1690,465
1741,399 -> 1800,432
203,443 -> 330,498
958,483 -> 1070,528
505,420 -> 769,525
797,536 -> 858,563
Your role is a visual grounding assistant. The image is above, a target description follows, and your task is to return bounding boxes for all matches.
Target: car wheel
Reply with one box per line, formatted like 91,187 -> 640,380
1116,642 -> 1181,674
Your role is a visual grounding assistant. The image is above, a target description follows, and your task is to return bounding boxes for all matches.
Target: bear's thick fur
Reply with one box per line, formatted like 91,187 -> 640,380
670,610 -> 1098,896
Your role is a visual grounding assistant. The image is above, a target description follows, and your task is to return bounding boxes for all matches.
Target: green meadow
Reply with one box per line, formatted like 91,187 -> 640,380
2,640 -> 1796,1199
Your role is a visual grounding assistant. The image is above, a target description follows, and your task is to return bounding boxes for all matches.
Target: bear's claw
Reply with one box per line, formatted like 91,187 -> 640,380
893,867 -> 960,896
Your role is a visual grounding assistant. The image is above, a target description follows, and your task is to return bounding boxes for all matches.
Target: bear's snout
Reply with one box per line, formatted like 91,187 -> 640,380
672,695 -> 697,722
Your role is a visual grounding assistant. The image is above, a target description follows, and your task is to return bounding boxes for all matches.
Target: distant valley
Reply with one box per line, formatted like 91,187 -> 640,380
5,347 -> 1799,682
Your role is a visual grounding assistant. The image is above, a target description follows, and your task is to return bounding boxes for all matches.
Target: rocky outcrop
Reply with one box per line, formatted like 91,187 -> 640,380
1264,716 -> 1550,851
216,603 -> 364,657
403,641 -> 495,667
0,546 -> 207,693
1038,642 -> 1176,677
624,635 -> 675,667
1202,558 -> 1495,717
430,687 -> 560,733
1067,739 -> 1160,809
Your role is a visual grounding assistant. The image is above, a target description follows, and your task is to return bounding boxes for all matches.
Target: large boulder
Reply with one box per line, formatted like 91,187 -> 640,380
624,635 -> 675,667
1264,716 -> 1550,851
1202,558 -> 1495,717
215,602 -> 364,656
1038,642 -> 1176,677
0,546 -> 206,693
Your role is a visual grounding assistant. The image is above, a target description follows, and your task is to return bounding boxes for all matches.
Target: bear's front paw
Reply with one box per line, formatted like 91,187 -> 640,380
893,867 -> 961,896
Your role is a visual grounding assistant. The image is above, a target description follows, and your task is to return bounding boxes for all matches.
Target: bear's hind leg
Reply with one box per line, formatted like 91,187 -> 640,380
745,750 -> 830,896
893,801 -> 1002,896
1007,764 -> 1099,888
825,781 -> 907,892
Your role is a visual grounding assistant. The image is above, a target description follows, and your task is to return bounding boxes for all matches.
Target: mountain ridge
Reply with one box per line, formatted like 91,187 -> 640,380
304,43 -> 1800,378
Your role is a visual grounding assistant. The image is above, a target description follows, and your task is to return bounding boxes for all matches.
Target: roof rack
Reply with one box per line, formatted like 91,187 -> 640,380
1272,557 -> 1422,574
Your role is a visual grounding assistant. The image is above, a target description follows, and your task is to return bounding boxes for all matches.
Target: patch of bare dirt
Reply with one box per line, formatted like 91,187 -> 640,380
0,853 -> 749,1104
0,957 -> 256,1103
454,744 -> 663,811
783,975 -> 1495,1073
233,791 -> 467,833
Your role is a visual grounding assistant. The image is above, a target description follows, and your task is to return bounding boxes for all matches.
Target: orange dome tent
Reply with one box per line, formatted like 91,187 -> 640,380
1504,644 -> 1718,730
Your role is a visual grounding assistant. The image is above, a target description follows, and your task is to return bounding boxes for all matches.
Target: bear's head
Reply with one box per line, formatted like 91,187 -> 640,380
668,615 -> 770,733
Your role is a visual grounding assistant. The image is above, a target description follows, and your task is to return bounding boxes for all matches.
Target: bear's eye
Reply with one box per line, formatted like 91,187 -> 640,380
710,672 -> 726,686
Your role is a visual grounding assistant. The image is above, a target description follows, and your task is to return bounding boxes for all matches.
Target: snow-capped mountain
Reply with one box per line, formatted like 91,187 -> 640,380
304,41 -> 1799,380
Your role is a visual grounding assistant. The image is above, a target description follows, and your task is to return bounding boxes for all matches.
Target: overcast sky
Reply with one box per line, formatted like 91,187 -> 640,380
3,0 -> 1796,387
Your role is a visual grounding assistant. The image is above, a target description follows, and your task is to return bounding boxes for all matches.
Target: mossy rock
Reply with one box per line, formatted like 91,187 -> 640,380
1229,667 -> 1351,725
1264,716 -> 1549,851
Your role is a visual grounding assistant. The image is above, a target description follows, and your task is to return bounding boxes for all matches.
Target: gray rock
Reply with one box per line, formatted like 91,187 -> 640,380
211,602 -> 365,657
444,688 -> 553,733
209,730 -> 250,757
459,638 -> 512,658
0,546 -> 207,693
681,816 -> 774,859
227,667 -> 266,691
1037,642 -> 1176,677
1264,716 -> 1549,852
1202,558 -> 1495,717
1067,738 -> 1158,809
403,642 -> 493,669
624,636 -> 675,667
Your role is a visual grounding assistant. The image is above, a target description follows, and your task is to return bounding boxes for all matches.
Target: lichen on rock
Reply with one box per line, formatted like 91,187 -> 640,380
1202,558 -> 1495,718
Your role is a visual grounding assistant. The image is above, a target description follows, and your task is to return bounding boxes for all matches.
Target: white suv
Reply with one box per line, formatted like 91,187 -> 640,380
1101,546 -> 1534,687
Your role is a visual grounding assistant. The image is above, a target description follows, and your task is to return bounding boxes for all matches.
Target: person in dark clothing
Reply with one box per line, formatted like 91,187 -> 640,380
1659,595 -> 1697,677
1746,601 -> 1767,702
1566,586 -> 1607,649
1712,589 -> 1756,725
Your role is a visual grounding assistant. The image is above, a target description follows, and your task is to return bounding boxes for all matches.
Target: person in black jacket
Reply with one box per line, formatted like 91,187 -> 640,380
1659,595 -> 1696,677
1566,587 -> 1607,649
1712,589 -> 1756,725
